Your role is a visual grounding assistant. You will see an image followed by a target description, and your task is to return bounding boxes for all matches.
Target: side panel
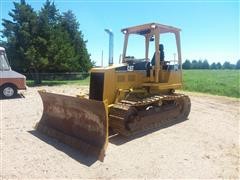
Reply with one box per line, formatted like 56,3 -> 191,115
160,70 -> 182,84
0,78 -> 26,89
0,70 -> 26,89
102,70 -> 148,105
115,71 -> 147,90
103,69 -> 117,105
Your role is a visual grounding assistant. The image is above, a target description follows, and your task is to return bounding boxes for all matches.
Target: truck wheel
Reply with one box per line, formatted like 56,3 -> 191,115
1,84 -> 17,99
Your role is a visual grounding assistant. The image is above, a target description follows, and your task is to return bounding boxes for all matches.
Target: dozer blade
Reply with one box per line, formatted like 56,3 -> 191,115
36,91 -> 108,161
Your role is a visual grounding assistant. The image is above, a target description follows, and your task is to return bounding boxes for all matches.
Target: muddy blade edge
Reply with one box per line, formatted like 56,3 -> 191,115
36,91 -> 108,161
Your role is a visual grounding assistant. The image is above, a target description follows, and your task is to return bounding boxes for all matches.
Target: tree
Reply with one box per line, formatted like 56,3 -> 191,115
198,60 -> 203,69
2,0 -> 38,73
191,60 -> 198,69
230,63 -> 236,69
223,61 -> 231,69
46,25 -> 76,72
216,62 -> 222,69
60,10 -> 92,71
2,0 -> 92,84
0,40 -> 7,48
222,61 -> 235,69
37,0 -> 70,73
210,62 -> 217,69
182,59 -> 191,69
202,59 -> 209,69
236,60 -> 240,69
39,0 -> 59,26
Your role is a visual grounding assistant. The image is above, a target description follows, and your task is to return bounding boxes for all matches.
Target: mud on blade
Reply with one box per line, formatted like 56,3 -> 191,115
36,91 -> 108,161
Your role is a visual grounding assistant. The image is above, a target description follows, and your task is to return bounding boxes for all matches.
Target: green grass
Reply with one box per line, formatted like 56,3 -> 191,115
183,70 -> 240,98
27,76 -> 90,87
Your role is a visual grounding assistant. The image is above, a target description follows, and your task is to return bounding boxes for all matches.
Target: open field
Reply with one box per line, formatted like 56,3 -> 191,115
183,70 -> 240,98
1,85 -> 239,179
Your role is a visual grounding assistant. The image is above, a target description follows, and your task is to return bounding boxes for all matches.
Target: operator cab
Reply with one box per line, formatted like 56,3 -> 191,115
121,23 -> 182,83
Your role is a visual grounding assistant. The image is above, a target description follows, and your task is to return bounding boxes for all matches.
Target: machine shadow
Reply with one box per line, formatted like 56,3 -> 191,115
29,118 -> 188,165
109,118 -> 188,146
28,130 -> 98,166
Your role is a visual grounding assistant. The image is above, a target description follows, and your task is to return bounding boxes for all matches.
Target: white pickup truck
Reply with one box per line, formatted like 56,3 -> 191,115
0,47 -> 26,98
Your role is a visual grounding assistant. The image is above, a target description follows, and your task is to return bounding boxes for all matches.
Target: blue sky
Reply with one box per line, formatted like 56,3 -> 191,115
0,0 -> 239,66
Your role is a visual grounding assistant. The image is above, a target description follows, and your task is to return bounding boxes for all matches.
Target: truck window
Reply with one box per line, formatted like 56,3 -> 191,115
0,52 -> 10,71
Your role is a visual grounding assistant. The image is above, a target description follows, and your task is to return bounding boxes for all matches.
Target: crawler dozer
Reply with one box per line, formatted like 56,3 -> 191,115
36,23 -> 191,161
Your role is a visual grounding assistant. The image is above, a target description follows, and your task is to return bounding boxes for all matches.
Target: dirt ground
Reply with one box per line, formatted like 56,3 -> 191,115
0,85 -> 239,179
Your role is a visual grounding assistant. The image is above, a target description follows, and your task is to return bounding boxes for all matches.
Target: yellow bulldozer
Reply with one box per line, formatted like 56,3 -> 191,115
36,23 -> 191,161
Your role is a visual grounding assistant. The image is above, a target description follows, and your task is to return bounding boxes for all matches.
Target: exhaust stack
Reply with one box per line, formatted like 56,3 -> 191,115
105,29 -> 114,65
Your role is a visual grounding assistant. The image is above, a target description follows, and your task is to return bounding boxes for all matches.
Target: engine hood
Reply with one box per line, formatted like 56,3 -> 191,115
0,70 -> 26,79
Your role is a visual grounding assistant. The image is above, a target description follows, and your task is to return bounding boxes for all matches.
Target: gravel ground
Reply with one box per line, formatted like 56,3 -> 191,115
0,85 -> 239,179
